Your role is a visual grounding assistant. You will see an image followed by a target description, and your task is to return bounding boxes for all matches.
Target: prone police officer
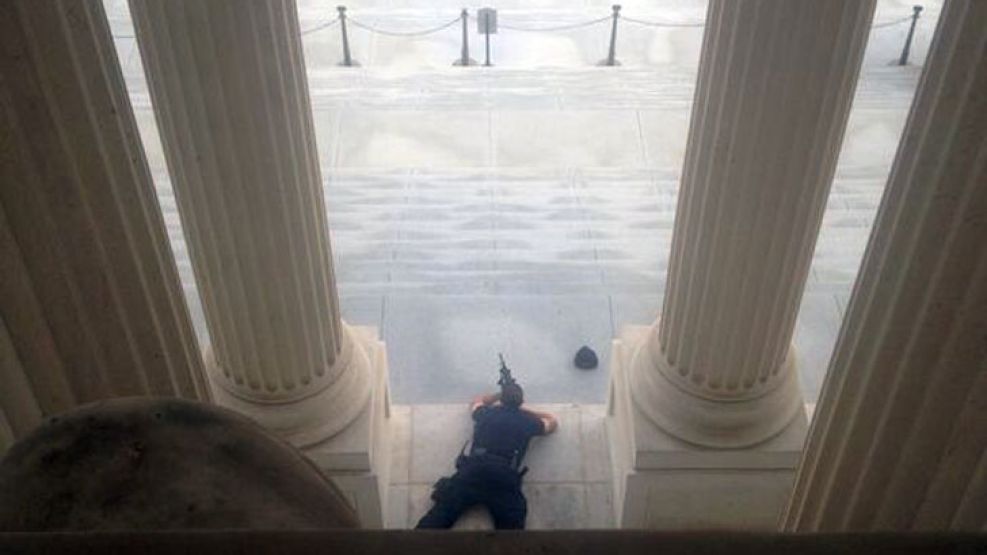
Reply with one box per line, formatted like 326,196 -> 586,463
415,382 -> 558,529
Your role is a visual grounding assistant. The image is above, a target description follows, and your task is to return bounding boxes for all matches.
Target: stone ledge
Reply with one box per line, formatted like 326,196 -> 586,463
3,531 -> 980,554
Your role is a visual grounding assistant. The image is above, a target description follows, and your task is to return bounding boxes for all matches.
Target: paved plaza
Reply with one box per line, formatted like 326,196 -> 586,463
105,0 -> 938,407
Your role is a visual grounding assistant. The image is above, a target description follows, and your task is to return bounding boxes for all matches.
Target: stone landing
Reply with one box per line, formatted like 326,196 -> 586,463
384,403 -> 614,529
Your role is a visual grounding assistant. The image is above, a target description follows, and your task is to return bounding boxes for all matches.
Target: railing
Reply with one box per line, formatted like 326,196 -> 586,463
297,5 -> 924,68
1,530 -> 984,553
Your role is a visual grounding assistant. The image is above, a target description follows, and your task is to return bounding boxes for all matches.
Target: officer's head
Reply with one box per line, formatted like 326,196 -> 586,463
501,383 -> 524,409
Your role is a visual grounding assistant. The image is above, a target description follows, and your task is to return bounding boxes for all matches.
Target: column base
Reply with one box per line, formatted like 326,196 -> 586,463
207,326 -> 392,528
206,324 -> 373,446
301,326 -> 392,529
607,326 -> 807,529
631,323 -> 804,448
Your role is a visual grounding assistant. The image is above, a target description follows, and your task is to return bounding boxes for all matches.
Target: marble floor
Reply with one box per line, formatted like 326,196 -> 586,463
386,403 -> 613,529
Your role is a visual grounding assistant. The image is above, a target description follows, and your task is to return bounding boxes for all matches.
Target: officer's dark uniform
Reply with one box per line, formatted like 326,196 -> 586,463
416,404 -> 545,529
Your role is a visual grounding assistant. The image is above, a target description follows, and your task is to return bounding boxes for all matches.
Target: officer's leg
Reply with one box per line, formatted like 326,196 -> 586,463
486,486 -> 528,530
415,477 -> 473,529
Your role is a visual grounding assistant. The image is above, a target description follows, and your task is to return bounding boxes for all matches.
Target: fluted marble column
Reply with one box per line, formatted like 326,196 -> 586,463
0,0 -> 210,447
607,0 -> 875,528
784,1 -> 987,532
630,0 -> 876,448
129,0 -> 371,447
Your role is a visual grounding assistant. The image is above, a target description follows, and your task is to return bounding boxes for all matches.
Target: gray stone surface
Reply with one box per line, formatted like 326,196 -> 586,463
793,294 -> 844,404
523,405 -> 583,483
382,295 -> 614,403
585,482 -> 615,528
388,405 -> 412,485
525,484 -> 589,529
580,405 -> 610,483
409,405 -> 473,484
339,296 -> 385,328
385,485 -> 409,530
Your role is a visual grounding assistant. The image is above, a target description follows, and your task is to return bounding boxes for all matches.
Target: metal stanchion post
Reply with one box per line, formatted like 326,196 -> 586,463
453,9 -> 475,66
898,5 -> 923,66
337,5 -> 359,67
598,4 -> 621,66
484,30 -> 491,66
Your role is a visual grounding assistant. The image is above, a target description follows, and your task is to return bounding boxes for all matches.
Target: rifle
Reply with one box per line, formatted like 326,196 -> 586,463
497,353 -> 517,388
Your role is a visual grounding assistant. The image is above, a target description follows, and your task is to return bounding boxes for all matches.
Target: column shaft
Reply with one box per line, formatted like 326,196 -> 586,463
130,0 -> 370,444
631,0 -> 875,447
784,0 -> 987,531
0,316 -> 41,450
0,0 -> 210,437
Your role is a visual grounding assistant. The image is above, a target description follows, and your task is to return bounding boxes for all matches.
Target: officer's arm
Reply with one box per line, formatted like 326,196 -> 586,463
539,413 -> 559,435
521,407 -> 559,435
470,392 -> 501,413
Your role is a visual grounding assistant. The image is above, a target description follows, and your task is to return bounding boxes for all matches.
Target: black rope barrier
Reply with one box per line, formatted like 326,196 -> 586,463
347,16 -> 460,37
621,16 -> 704,28
872,15 -> 915,29
301,17 -> 340,36
109,5 -> 926,69
493,16 -> 611,33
